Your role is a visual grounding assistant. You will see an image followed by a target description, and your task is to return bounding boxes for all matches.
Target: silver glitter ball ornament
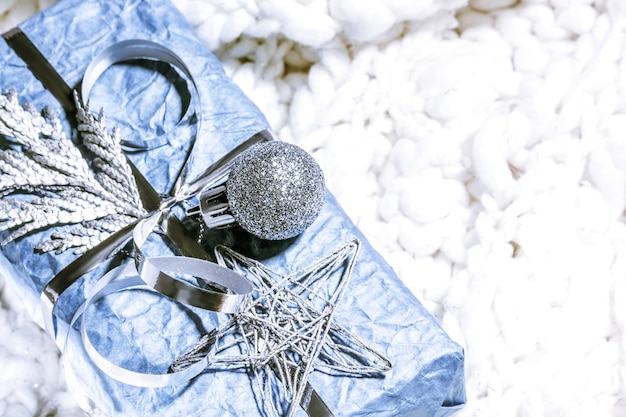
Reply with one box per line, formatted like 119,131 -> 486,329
226,141 -> 325,240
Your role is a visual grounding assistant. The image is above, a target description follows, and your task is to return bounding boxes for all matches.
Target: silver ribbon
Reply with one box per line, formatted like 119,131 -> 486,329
40,39 -> 275,349
132,212 -> 253,313
81,39 -> 196,152
68,212 -> 253,388
37,39 -> 334,416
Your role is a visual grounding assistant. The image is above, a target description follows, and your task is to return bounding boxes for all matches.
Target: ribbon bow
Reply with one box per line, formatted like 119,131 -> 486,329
35,40 -> 390,417
39,38 -> 271,371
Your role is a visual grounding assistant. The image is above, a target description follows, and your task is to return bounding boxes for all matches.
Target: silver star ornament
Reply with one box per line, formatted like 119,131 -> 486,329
171,239 -> 392,417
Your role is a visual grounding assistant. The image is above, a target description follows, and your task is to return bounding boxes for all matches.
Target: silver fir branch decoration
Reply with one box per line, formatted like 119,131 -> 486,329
0,89 -> 147,254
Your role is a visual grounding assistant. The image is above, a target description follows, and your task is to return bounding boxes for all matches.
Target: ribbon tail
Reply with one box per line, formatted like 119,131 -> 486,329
300,383 -> 335,417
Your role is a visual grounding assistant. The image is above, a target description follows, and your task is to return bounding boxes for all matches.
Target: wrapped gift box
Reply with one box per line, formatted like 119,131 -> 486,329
0,0 -> 466,416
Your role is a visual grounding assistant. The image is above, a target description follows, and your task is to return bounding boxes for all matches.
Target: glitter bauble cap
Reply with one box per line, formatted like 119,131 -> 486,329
225,141 -> 325,240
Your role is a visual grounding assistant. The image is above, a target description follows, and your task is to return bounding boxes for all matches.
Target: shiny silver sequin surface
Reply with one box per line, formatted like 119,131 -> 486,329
226,141 -> 325,240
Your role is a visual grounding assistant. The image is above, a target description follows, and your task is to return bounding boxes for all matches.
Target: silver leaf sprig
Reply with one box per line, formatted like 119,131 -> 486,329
0,89 -> 147,254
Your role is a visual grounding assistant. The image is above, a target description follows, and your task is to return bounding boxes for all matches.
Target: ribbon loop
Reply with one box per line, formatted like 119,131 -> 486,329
132,213 -> 253,314
71,263 -> 212,388
81,39 -> 199,151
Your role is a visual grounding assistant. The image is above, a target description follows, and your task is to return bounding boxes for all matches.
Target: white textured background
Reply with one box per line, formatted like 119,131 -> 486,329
1,0 -> 625,416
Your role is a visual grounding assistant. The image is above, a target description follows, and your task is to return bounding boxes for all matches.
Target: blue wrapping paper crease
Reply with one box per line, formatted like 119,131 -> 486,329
0,0 -> 466,415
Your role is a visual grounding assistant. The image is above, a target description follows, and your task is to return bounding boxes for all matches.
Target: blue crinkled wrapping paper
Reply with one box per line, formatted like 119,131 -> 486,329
0,0 -> 466,416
